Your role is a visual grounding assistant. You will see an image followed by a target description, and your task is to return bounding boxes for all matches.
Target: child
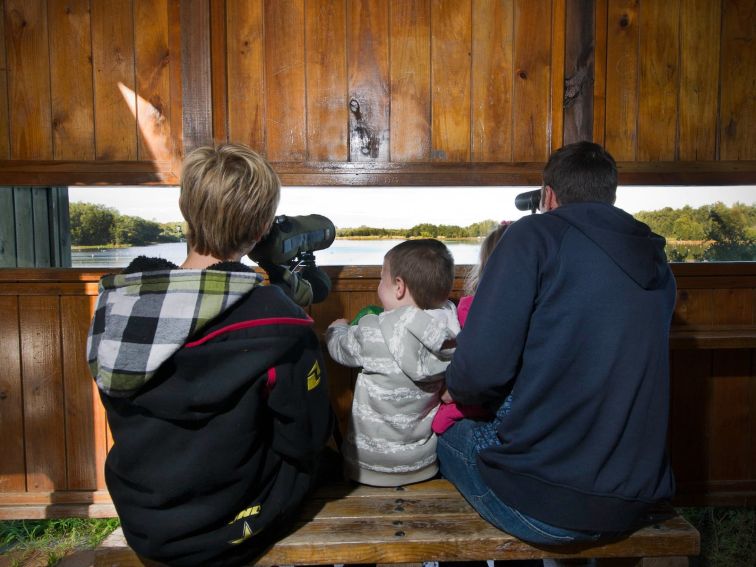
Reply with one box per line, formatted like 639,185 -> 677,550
326,239 -> 460,487
87,144 -> 332,566
432,222 -> 511,434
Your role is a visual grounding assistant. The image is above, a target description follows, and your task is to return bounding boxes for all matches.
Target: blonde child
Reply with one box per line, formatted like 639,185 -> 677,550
432,222 -> 511,434
326,239 -> 459,486
87,144 -> 332,566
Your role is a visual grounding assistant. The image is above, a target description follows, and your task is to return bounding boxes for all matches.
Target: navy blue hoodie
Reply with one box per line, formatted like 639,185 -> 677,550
445,202 -> 676,532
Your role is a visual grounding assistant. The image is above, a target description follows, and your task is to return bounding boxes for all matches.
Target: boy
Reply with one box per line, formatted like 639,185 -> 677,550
87,144 -> 332,566
327,239 -> 460,486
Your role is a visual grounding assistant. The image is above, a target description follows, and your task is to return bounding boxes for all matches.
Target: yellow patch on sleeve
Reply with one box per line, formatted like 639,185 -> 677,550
306,360 -> 321,391
229,504 -> 261,524
229,521 -> 253,545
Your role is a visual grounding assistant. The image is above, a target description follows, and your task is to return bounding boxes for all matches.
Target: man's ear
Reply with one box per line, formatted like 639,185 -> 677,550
540,185 -> 560,212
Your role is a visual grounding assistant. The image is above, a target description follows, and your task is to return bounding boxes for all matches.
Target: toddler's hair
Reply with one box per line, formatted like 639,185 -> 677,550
465,222 -> 511,295
385,239 -> 454,310
179,144 -> 280,260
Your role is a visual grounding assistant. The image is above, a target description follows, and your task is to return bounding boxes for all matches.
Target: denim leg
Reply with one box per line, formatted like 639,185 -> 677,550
437,419 -> 601,547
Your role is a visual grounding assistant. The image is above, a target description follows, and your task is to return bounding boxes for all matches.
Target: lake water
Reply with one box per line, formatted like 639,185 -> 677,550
71,239 -> 483,268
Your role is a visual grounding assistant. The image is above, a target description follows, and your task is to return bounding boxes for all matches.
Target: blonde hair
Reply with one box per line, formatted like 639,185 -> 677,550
179,144 -> 280,259
465,222 -> 511,295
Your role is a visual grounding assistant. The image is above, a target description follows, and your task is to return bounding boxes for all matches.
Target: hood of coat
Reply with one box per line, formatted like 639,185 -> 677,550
377,301 -> 460,381
549,202 -> 670,290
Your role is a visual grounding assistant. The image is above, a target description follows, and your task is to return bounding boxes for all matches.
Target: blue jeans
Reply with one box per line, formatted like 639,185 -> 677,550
437,418 -> 602,547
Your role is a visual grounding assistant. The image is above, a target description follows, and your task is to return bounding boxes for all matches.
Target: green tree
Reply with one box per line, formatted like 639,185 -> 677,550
112,215 -> 162,246
69,202 -> 116,245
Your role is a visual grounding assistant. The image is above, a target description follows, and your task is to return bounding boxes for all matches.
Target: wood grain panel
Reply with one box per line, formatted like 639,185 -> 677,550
0,296 -> 24,491
61,295 -> 103,490
19,295 -> 66,491
708,350 -> 752,481
719,0 -> 756,160
264,0 -> 306,160
471,0 -> 514,161
92,0 -> 137,160
5,0 -> 52,159
135,0 -> 171,162
711,289 -> 753,325
180,0 -> 212,153
550,0 -> 565,150
48,0 -> 95,160
306,0 -> 347,161
679,0 -> 721,161
31,188 -> 50,267
592,0 -> 608,146
0,190 -> 15,267
12,188 -> 33,267
562,0 -> 593,145
348,0 -> 389,161
226,0 -> 265,151
210,0 -> 228,144
0,7 -> 9,159
431,0 -> 471,162
389,0 -> 431,161
512,0 -> 551,161
673,289 -> 714,326
604,0 -> 639,160
637,0 -> 679,161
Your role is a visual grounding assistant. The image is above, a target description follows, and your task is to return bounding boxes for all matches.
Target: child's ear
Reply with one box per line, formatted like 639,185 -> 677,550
394,276 -> 407,299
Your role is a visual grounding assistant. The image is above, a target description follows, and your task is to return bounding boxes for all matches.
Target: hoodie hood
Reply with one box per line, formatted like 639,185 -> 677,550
87,266 -> 263,397
377,302 -> 460,381
549,202 -> 669,289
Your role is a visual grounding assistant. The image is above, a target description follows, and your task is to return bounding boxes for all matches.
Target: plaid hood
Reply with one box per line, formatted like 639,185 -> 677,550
87,267 -> 263,397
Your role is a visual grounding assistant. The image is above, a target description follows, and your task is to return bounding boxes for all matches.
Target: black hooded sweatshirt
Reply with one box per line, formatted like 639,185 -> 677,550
446,202 -> 676,533
88,258 -> 333,566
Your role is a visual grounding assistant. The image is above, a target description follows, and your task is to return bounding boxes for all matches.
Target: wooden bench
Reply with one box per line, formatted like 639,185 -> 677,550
94,479 -> 700,566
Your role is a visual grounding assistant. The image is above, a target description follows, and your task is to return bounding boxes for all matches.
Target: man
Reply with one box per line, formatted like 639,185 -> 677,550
439,141 -> 676,546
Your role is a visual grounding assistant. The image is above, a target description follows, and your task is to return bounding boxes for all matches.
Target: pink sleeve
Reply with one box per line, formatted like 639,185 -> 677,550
457,295 -> 474,328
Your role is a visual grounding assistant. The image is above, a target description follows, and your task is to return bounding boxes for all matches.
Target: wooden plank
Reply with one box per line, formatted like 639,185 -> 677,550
389,0 -> 431,162
604,0 -> 639,160
0,6 -> 11,158
48,0 -> 95,160
673,289 -> 714,326
264,0 -> 306,160
712,288 -> 753,325
592,0 -> 608,146
53,187 -> 72,268
0,296 -> 25,491
5,0 -> 53,159
167,0 -> 183,172
719,0 -> 756,160
512,0 -> 551,161
708,350 -> 752,481
306,0 -> 347,161
471,0 -> 514,162
348,0 -> 390,161
180,0 -> 212,153
134,0 -> 172,162
209,0 -> 228,144
61,295 -> 102,490
92,0 -> 137,160
550,0 -> 566,152
32,187 -> 51,267
12,187 -> 33,267
0,159 -> 175,185
431,0 -> 471,162
563,0 -> 594,145
225,0 -> 265,151
678,0 -> 721,160
19,295 -> 67,491
0,189 -> 16,267
637,0 -> 679,161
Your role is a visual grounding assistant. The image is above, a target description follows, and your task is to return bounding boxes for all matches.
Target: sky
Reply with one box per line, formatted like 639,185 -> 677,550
69,185 -> 756,228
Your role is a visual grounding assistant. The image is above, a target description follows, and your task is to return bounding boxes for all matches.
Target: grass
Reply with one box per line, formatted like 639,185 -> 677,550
0,518 -> 119,566
0,509 -> 753,566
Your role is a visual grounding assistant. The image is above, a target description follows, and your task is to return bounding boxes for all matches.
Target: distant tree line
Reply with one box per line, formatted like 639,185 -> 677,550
635,202 -> 755,261
70,202 -> 184,247
337,219 -> 500,239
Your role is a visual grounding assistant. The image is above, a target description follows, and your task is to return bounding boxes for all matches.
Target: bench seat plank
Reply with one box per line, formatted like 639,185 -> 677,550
95,481 -> 700,566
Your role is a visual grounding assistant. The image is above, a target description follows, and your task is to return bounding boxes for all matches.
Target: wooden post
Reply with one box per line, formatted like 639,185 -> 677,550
563,0 -> 596,145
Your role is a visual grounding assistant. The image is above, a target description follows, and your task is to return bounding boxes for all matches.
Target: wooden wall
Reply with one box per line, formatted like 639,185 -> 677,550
0,265 -> 753,518
0,0 -> 753,186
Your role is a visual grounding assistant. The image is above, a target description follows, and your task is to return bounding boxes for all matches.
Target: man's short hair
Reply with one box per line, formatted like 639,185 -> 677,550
385,239 -> 455,310
180,144 -> 280,259
543,141 -> 617,205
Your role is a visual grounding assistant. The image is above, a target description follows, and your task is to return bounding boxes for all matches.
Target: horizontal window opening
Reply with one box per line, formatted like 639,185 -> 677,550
68,185 -> 755,267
